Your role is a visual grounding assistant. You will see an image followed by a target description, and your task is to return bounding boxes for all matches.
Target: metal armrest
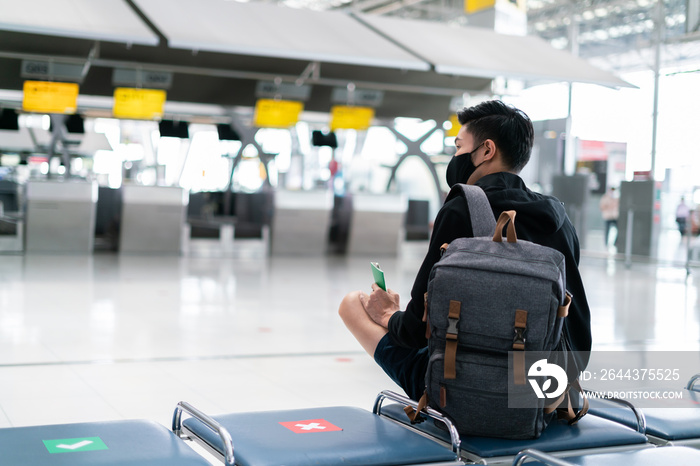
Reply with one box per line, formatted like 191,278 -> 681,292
584,389 -> 646,434
172,401 -> 235,465
373,390 -> 461,457
513,448 -> 575,466
686,373 -> 700,391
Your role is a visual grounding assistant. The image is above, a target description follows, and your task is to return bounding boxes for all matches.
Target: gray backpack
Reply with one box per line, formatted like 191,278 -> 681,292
406,184 -> 586,440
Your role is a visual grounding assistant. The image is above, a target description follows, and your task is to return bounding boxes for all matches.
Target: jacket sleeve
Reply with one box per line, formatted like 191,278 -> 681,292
387,196 -> 473,348
560,220 -> 593,371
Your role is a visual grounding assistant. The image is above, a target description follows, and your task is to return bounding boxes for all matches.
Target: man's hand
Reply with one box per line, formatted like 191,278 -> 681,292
359,284 -> 400,329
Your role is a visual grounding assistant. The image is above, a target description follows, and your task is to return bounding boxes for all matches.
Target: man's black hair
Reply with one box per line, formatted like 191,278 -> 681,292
457,100 -> 534,172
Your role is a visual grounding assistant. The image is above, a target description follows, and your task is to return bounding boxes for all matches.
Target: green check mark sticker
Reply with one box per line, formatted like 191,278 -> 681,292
43,437 -> 108,454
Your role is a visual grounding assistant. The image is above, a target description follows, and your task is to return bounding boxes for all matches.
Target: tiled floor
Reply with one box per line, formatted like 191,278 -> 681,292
0,231 -> 698,442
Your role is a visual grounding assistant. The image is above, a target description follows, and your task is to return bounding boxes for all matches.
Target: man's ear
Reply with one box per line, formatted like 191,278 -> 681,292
482,139 -> 497,161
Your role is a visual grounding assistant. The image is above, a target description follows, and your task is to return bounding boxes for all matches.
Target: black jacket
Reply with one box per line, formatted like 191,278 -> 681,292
387,172 -> 592,369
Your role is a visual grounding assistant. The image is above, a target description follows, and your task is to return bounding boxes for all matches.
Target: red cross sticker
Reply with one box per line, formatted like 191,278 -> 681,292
279,419 -> 343,434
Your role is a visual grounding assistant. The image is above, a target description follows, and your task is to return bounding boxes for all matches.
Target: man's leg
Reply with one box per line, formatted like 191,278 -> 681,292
604,220 -> 610,245
338,290 -> 387,357
338,291 -> 428,401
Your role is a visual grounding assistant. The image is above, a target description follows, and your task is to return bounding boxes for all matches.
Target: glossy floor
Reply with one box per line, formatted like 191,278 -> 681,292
0,232 -> 698,437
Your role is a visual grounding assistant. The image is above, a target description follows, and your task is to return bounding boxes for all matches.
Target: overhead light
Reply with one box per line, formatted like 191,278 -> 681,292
668,14 -> 686,27
551,38 -> 568,49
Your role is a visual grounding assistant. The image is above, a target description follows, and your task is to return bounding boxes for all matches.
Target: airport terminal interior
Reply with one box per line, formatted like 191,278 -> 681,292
1,0 -> 700,464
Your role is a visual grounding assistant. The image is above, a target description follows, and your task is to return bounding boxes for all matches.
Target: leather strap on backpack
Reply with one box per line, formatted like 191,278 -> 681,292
558,292 -> 572,318
493,210 -> 518,243
423,292 -> 431,340
544,379 -> 589,425
444,300 -> 461,380
512,310 -> 528,385
562,379 -> 589,425
404,391 -> 429,423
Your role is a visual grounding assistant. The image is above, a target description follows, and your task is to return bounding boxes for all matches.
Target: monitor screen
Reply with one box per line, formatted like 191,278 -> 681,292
159,120 -> 189,139
65,114 -> 84,134
312,130 -> 338,148
0,109 -> 19,131
48,114 -> 84,134
217,124 -> 241,141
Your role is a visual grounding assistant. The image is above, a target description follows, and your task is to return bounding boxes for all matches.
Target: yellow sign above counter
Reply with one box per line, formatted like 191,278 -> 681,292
113,88 -> 167,120
464,0 -> 496,14
446,114 -> 461,137
254,99 -> 303,128
330,106 -> 374,131
22,81 -> 79,114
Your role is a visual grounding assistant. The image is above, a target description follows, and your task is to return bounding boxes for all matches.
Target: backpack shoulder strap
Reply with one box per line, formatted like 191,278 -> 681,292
448,184 -> 496,237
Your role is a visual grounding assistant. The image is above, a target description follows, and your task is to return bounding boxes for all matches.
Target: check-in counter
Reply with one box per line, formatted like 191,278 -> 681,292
120,185 -> 188,255
347,193 -> 407,256
25,180 -> 98,254
0,220 -> 23,253
270,190 -> 333,255
0,179 -> 23,253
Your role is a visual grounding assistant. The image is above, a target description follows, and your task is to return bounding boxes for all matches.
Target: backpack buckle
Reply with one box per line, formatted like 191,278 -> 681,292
447,316 -> 459,337
446,300 -> 461,338
513,309 -> 528,350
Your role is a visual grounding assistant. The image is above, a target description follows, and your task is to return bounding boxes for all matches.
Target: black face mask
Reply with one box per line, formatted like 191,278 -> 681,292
446,142 -> 485,187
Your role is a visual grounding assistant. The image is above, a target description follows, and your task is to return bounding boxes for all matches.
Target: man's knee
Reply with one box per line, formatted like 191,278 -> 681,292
338,290 -> 363,322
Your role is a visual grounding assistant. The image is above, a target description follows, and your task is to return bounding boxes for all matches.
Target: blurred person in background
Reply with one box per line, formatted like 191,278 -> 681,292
599,186 -> 619,246
676,197 -> 690,236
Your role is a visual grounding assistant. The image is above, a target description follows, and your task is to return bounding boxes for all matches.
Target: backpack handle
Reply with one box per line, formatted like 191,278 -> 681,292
493,210 -> 517,243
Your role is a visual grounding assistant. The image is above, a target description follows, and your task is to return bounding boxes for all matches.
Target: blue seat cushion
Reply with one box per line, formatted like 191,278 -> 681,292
529,446 -> 700,465
588,391 -> 700,440
182,406 -> 457,466
379,403 -> 647,458
0,419 -> 210,466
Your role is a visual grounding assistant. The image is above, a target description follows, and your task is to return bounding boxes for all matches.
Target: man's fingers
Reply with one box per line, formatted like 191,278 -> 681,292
358,291 -> 369,310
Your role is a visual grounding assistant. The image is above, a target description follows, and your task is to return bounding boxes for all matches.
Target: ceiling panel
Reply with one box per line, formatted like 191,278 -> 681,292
133,0 -> 429,70
0,0 -> 159,46
0,3 -> 493,121
358,13 -> 634,88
